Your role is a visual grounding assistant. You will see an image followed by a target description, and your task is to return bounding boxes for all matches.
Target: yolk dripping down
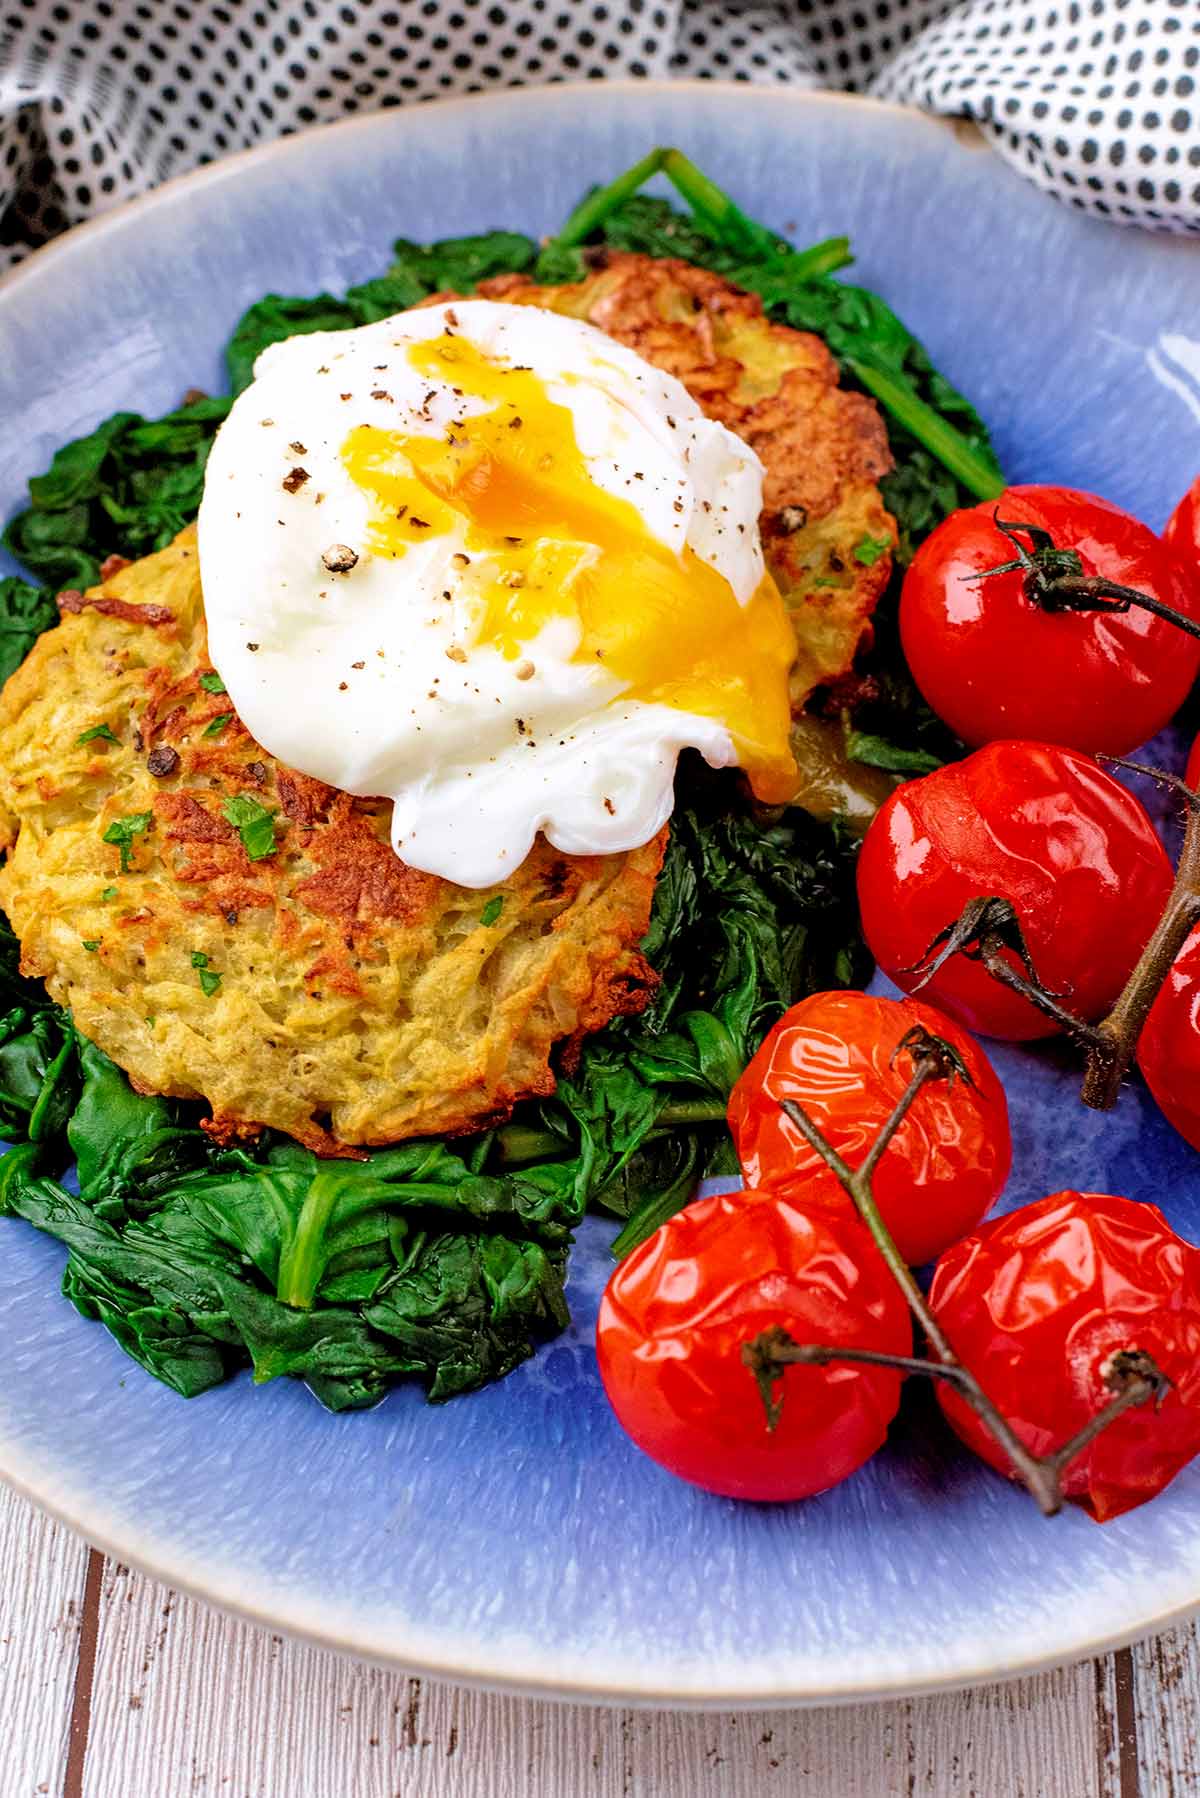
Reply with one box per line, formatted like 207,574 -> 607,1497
340,334 -> 799,804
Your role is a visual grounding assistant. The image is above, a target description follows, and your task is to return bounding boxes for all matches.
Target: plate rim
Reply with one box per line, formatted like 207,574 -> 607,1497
0,80 -> 976,308
1,77 -> 1198,1707
2,1432 -> 1196,1709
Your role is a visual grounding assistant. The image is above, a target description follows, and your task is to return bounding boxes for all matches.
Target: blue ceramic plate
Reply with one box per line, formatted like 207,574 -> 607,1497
2,84 -> 1199,1706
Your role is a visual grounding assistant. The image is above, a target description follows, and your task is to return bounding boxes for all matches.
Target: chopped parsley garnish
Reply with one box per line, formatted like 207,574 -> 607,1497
102,809 -> 153,872
76,723 -> 119,747
191,950 -> 223,997
811,575 -> 842,589
203,712 -> 233,738
100,886 -> 118,902
480,896 -> 504,927
198,671 -> 227,694
81,940 -> 100,953
222,793 -> 279,860
853,533 -> 892,567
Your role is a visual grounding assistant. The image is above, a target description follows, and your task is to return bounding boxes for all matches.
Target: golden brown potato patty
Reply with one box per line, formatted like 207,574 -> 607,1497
0,261 -> 894,1152
0,534 -> 662,1153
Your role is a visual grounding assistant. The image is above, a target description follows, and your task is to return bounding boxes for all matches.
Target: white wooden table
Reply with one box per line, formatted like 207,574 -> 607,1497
1,1483 -> 1195,1795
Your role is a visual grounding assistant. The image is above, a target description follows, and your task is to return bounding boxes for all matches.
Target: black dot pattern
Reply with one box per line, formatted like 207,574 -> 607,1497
0,0 -> 1195,269
874,0 -> 1200,233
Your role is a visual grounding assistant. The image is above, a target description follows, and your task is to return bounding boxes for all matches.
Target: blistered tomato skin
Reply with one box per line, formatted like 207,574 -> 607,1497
1165,476 -> 1200,575
728,990 -> 1011,1267
596,1188 -> 911,1502
856,740 -> 1174,1041
930,1192 -> 1200,1521
1137,922 -> 1200,1152
900,486 -> 1200,756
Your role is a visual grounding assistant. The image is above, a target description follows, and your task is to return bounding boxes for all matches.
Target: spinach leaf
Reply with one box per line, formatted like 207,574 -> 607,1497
0,769 -> 864,1401
845,729 -> 944,776
0,1008 -> 78,1147
0,578 -> 58,685
2,395 -> 231,589
224,230 -> 539,392
495,768 -> 868,1252
388,228 -> 539,295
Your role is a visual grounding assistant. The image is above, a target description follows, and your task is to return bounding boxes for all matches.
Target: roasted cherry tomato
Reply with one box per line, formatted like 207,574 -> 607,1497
930,1192 -> 1200,1521
900,486 -> 1200,755
728,990 -> 1010,1267
596,1187 -> 910,1501
857,740 -> 1173,1041
1137,924 -> 1200,1152
1165,475 -> 1200,574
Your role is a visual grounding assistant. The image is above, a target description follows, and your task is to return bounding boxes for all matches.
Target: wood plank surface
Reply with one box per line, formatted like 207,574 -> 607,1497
3,1479 -> 1194,1797
68,1537 -> 1116,1798
0,1483 -> 89,1797
1129,1623 -> 1200,1798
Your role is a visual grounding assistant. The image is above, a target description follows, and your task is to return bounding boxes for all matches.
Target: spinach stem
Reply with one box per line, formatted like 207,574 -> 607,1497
845,356 -> 1006,502
770,235 -> 854,280
660,148 -> 773,255
553,147 -> 667,247
493,1095 -> 728,1171
276,1167 -> 348,1310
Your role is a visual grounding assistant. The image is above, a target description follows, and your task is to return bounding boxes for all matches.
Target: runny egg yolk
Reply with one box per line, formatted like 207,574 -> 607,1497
340,334 -> 799,804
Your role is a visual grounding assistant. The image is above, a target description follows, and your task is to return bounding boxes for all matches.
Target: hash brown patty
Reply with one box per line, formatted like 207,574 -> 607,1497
0,532 -> 662,1153
0,262 -> 893,1152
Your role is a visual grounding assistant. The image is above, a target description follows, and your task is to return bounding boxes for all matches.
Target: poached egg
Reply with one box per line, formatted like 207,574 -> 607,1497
198,299 -> 797,887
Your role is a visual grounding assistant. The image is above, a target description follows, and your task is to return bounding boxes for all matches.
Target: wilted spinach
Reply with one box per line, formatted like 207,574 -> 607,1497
0,975 -> 575,1408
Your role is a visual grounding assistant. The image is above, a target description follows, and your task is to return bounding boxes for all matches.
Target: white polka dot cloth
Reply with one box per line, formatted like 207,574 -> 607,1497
0,0 -> 1197,270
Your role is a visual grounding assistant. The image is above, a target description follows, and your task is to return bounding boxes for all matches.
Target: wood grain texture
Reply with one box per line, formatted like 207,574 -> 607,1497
0,1483 -> 89,1797
1130,1622 -> 1200,1798
10,1478 -> 1200,1798
79,1557 -> 1118,1798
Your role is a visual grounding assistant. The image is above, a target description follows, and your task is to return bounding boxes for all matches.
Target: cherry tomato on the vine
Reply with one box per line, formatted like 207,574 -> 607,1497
728,990 -> 1010,1267
900,486 -> 1200,756
1165,475 -> 1200,575
857,740 -> 1173,1041
1137,924 -> 1200,1153
930,1192 -> 1200,1521
596,1188 -> 910,1502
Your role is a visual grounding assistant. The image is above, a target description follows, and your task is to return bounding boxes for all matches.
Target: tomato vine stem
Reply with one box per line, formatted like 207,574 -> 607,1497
743,1027 -> 1169,1517
1081,764 -> 1200,1109
904,764 -> 1200,1113
904,896 -> 1106,1047
978,514 -> 1200,643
